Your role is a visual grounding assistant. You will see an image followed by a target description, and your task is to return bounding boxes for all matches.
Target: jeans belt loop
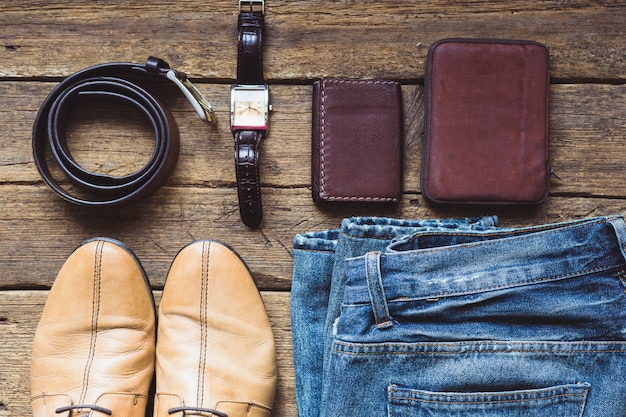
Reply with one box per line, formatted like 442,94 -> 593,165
365,251 -> 393,329
608,216 -> 626,264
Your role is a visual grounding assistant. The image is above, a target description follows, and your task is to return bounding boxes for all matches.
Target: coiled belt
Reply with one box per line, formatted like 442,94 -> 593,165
32,57 -> 214,207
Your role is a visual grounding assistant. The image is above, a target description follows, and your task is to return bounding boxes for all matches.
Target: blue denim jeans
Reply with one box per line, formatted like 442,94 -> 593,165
291,216 -> 626,417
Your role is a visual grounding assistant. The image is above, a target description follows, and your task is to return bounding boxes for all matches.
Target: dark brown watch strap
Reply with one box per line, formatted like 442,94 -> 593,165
237,9 -> 264,84
234,130 -> 264,228
233,3 -> 266,228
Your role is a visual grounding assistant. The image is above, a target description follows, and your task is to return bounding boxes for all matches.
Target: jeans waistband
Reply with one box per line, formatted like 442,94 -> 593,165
338,216 -> 499,239
343,216 -> 626,308
292,216 -> 499,252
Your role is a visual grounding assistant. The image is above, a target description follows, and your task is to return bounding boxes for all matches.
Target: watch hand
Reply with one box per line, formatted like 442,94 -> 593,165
237,105 -> 252,114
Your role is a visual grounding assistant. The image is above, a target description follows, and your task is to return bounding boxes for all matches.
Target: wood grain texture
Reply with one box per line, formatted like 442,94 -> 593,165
1,1 -> 625,416
0,1 -> 624,81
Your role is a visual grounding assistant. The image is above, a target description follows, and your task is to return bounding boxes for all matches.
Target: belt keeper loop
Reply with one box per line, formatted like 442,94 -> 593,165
365,251 -> 393,329
145,56 -> 170,74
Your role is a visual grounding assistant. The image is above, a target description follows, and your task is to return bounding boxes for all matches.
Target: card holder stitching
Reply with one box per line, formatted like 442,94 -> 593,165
318,78 -> 400,202
319,78 -> 327,198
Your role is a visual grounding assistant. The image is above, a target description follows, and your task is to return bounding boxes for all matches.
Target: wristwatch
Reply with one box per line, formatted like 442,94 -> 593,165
231,0 -> 270,228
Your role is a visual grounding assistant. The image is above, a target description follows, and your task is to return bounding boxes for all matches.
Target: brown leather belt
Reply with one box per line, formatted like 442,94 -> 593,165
32,57 -> 214,207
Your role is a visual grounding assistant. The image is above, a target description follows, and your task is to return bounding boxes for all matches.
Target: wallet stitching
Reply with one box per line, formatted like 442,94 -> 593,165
319,78 -> 400,202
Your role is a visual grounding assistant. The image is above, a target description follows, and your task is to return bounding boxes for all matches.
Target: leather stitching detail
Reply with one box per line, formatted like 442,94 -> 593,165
80,240 -> 104,404
198,241 -> 211,408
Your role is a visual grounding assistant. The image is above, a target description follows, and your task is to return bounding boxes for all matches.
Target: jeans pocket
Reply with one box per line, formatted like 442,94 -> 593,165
388,382 -> 590,417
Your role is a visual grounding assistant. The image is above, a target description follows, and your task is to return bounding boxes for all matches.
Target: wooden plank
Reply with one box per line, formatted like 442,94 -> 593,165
1,185 -> 625,290
0,1 -> 624,81
0,290 -> 297,417
549,83 -> 626,196
2,82 -> 626,196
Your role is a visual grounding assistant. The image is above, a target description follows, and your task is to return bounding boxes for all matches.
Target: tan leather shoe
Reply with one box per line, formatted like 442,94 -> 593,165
30,238 -> 156,417
155,240 -> 277,417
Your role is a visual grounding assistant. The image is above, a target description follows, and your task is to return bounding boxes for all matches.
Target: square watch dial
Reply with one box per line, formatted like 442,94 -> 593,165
231,86 -> 268,130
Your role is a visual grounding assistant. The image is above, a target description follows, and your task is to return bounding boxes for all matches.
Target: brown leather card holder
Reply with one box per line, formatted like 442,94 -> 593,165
312,78 -> 403,203
421,39 -> 551,205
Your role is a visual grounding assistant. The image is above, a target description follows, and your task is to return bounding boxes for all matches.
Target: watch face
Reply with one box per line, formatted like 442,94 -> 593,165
231,86 -> 268,130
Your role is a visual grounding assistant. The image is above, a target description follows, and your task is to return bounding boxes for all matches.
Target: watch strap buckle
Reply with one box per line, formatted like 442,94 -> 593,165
239,0 -> 264,13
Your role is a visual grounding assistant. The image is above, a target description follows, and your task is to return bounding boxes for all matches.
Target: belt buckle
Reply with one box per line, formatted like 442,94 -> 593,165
239,0 -> 264,13
166,70 -> 216,125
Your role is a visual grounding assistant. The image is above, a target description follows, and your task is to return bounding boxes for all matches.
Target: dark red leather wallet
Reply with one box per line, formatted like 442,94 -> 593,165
311,78 -> 403,203
421,39 -> 551,205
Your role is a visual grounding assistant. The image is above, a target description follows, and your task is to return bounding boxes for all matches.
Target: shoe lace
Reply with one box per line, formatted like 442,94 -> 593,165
168,406 -> 228,417
55,404 -> 112,415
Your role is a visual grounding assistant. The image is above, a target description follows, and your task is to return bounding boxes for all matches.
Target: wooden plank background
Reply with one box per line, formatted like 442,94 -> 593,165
1,1 -> 625,416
